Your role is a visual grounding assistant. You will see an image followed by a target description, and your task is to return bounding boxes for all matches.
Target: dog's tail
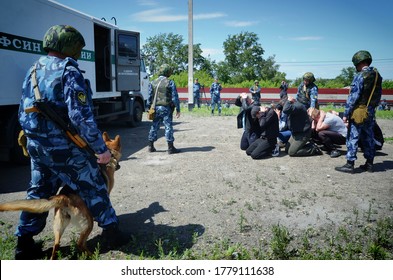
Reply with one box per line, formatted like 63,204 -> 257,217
0,196 -> 68,213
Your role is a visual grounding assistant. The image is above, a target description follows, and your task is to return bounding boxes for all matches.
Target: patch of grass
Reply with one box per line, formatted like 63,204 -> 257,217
244,201 -> 254,211
0,231 -> 16,260
226,198 -> 237,206
181,103 -> 393,122
224,179 -> 240,190
269,224 -> 293,259
1,215 -> 392,260
321,105 -> 393,120
375,110 -> 393,120
238,210 -> 248,233
385,137 -> 393,144
180,103 -> 239,117
255,175 -> 268,186
281,198 -> 297,209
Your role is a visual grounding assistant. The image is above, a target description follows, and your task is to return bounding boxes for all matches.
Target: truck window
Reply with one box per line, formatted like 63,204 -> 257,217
118,34 -> 137,58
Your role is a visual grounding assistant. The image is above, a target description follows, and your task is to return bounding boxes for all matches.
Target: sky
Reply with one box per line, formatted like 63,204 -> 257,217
56,0 -> 393,80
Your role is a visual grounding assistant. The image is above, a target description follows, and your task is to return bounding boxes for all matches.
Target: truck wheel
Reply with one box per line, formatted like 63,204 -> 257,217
126,101 -> 143,127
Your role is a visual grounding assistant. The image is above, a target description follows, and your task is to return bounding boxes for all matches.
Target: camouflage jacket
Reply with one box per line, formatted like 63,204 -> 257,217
19,55 -> 107,154
344,66 -> 382,119
296,82 -> 318,109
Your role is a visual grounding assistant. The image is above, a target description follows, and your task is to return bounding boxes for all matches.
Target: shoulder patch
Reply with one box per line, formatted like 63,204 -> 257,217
77,92 -> 87,105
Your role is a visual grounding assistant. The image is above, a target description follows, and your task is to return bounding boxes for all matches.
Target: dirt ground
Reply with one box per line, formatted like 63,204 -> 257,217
0,114 -> 392,258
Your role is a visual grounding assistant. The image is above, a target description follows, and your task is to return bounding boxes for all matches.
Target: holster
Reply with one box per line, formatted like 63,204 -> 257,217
17,130 -> 29,157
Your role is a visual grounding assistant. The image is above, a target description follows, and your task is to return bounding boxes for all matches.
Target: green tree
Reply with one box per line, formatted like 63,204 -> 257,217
335,67 -> 356,86
142,32 -> 207,75
142,33 -> 183,74
262,55 -> 283,83
218,31 -> 280,83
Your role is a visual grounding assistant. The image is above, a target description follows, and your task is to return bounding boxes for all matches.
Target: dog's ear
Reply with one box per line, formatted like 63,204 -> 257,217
114,135 -> 121,147
102,132 -> 110,142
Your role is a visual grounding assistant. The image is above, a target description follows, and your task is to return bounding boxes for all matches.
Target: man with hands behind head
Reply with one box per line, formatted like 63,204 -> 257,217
283,95 -> 322,157
246,105 -> 279,159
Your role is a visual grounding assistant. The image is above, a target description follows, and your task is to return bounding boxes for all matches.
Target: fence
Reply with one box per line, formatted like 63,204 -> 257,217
177,87 -> 393,107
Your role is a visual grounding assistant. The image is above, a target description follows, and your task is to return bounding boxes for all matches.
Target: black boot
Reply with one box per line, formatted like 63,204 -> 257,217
148,141 -> 156,152
100,224 -> 129,249
168,141 -> 180,154
15,235 -> 43,260
360,159 -> 374,173
335,160 -> 354,173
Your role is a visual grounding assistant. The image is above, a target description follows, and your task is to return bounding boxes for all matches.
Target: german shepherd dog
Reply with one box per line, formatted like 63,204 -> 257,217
0,132 -> 121,259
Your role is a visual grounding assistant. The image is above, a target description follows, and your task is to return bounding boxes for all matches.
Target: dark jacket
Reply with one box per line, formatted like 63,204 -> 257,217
283,99 -> 311,134
279,82 -> 288,99
235,96 -> 261,136
258,107 -> 279,141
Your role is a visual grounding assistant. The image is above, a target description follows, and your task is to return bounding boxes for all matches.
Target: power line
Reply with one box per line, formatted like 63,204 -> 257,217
277,58 -> 393,65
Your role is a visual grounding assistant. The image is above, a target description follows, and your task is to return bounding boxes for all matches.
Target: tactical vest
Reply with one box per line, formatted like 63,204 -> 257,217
153,76 -> 172,106
357,69 -> 382,108
297,84 -> 312,106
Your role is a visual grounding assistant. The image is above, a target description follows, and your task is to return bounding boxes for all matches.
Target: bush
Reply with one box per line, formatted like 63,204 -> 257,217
168,70 -> 393,90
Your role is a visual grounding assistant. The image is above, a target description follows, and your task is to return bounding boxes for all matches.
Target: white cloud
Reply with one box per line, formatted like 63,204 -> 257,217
224,20 -> 258,27
194,13 -> 226,20
202,48 -> 224,61
133,8 -> 186,22
133,8 -> 225,22
202,48 -> 221,56
290,36 -> 323,41
136,0 -> 157,6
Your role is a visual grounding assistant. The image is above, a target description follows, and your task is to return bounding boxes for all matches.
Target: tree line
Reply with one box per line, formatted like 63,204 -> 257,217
142,31 -> 393,89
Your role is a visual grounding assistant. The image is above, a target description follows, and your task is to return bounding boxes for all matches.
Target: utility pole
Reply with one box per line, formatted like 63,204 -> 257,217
187,0 -> 194,110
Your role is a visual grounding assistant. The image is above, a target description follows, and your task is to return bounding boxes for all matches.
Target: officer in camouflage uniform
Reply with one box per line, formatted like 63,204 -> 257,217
193,78 -> 202,108
210,77 -> 222,115
335,50 -> 382,173
279,81 -> 289,100
296,72 -> 319,109
147,64 -> 181,154
249,80 -> 261,103
16,25 -> 127,259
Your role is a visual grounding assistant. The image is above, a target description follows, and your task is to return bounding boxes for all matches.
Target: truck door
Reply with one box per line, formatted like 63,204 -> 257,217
94,24 -> 111,92
140,57 -> 149,101
115,30 -> 140,92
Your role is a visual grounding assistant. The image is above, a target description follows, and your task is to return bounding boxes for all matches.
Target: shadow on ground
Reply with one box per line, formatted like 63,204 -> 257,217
41,201 -> 205,259
0,120 -> 167,194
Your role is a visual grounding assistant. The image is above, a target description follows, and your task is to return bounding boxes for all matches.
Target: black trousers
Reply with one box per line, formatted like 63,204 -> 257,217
316,130 -> 346,152
240,131 -> 258,151
246,138 -> 275,159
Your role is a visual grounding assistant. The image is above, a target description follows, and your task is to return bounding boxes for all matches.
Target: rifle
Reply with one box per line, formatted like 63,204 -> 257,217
25,101 -> 96,157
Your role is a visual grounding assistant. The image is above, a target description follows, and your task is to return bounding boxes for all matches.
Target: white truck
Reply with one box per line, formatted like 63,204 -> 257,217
0,0 -> 149,163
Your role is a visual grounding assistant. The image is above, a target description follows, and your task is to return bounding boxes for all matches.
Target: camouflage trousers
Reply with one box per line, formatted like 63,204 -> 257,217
148,106 -> 175,142
15,137 -> 118,237
346,118 -> 375,162
193,92 -> 201,108
211,96 -> 221,114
